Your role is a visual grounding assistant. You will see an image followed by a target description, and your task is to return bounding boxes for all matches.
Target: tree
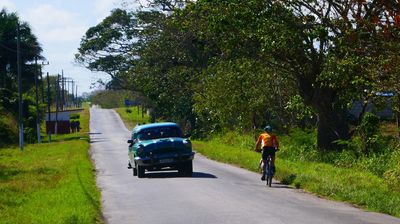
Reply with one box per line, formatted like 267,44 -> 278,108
277,0 -> 400,148
75,8 -> 140,89
77,2 -> 203,130
0,8 -> 43,143
129,10 -> 203,128
0,9 -> 42,92
178,0 -> 400,150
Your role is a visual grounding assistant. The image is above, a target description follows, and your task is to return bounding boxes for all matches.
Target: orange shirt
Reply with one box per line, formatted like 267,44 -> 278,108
258,133 -> 278,148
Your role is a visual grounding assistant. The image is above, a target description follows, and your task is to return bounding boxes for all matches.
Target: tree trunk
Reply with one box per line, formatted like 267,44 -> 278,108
299,78 -> 350,150
297,69 -> 351,151
315,106 -> 350,151
312,87 -> 350,151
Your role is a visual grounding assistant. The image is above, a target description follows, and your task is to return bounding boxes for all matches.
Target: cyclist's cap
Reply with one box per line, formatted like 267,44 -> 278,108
264,125 -> 272,132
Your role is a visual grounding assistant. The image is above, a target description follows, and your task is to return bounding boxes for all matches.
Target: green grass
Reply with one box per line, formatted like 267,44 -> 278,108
0,104 -> 102,224
114,107 -> 150,130
193,138 -> 400,217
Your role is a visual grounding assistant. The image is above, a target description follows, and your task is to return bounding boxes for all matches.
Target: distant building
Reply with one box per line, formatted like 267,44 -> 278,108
349,92 -> 394,120
45,109 -> 83,134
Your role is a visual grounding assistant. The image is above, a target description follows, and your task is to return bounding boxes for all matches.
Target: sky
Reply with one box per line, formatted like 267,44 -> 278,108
0,0 -> 136,95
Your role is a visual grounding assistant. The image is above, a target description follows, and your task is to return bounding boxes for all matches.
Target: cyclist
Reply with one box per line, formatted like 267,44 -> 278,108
255,125 -> 279,181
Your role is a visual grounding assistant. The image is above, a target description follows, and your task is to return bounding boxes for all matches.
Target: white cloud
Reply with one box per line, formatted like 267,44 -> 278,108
0,0 -> 16,12
22,4 -> 88,44
44,26 -> 87,42
94,0 -> 120,17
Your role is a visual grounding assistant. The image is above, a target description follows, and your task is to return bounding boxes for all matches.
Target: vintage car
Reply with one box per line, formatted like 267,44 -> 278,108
127,122 -> 195,178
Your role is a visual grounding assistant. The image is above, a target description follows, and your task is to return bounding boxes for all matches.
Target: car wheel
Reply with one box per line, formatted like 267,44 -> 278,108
137,165 -> 145,178
185,161 -> 193,176
133,166 -> 137,176
179,161 -> 193,177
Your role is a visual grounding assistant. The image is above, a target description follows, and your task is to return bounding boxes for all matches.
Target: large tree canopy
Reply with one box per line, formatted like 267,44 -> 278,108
0,8 -> 44,144
77,0 -> 400,149
75,8 -> 141,89
178,0 -> 400,149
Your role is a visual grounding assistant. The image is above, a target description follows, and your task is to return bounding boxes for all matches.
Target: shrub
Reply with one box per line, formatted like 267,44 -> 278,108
279,128 -> 317,162
0,112 -> 18,147
210,131 -> 255,150
357,112 -> 381,155
384,144 -> 400,192
70,113 -> 80,119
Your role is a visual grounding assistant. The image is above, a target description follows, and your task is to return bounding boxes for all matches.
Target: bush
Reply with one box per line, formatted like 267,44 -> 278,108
357,112 -> 381,155
384,144 -> 400,191
210,131 -> 256,150
70,113 -> 80,119
0,112 -> 18,147
385,164 -> 400,192
279,128 -> 317,162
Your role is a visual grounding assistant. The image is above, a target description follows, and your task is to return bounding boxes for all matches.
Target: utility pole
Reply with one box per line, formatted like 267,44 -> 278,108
34,56 -> 41,143
61,70 -> 65,111
72,81 -> 75,108
40,68 -> 45,103
55,74 -> 60,135
16,22 -> 24,151
67,79 -> 70,108
63,78 -> 74,108
46,72 -> 51,142
66,79 -> 69,108
76,85 -> 79,107
40,61 -> 49,103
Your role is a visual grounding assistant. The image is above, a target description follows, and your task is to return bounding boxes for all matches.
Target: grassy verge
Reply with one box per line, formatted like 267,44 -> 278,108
193,138 -> 400,217
114,107 -> 150,130
0,104 -> 102,223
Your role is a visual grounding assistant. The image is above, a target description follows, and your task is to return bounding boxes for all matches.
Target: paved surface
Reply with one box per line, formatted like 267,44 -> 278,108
90,106 -> 400,224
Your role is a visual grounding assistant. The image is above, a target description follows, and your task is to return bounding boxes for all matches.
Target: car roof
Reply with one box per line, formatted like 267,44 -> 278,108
132,122 -> 180,133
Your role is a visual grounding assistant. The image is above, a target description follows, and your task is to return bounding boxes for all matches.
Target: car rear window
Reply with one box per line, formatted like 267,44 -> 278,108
135,126 -> 183,140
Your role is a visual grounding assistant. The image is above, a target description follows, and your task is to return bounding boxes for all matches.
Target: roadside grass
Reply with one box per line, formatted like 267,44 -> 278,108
0,104 -> 102,224
193,137 -> 400,217
114,107 -> 150,130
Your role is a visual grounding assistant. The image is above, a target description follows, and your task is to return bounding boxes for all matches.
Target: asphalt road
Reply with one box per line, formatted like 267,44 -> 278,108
90,106 -> 400,224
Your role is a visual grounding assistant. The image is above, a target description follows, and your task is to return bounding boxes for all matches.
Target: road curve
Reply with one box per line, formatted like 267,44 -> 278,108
89,106 -> 400,224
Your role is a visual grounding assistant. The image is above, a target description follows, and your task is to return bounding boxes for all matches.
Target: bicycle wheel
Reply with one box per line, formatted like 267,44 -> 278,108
267,172 -> 272,187
267,160 -> 273,187
265,161 -> 270,186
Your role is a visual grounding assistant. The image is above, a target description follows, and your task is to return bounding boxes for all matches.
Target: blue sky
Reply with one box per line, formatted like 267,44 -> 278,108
0,0 -> 138,95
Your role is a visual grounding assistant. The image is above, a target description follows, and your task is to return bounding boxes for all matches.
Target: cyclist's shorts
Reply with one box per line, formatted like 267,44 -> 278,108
262,146 -> 275,160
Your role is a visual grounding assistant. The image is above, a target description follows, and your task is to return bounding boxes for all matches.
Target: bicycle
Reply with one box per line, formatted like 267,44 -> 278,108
263,155 -> 274,187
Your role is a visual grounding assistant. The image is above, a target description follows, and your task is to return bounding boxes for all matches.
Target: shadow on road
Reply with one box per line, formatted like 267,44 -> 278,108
90,138 -> 109,143
269,183 -> 294,189
144,171 -> 217,179
88,132 -> 102,135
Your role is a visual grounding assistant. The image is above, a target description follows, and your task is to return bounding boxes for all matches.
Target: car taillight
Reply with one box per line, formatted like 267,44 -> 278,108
183,139 -> 192,148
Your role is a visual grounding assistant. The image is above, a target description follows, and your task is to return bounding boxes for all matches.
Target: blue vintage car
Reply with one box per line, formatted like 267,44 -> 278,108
127,122 -> 195,178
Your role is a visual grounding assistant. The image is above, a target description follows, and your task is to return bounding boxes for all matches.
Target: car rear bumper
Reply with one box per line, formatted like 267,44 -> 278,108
135,152 -> 195,167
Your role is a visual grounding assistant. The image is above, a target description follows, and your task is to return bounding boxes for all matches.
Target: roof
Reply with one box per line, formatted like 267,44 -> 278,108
132,122 -> 179,133
47,108 -> 84,113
